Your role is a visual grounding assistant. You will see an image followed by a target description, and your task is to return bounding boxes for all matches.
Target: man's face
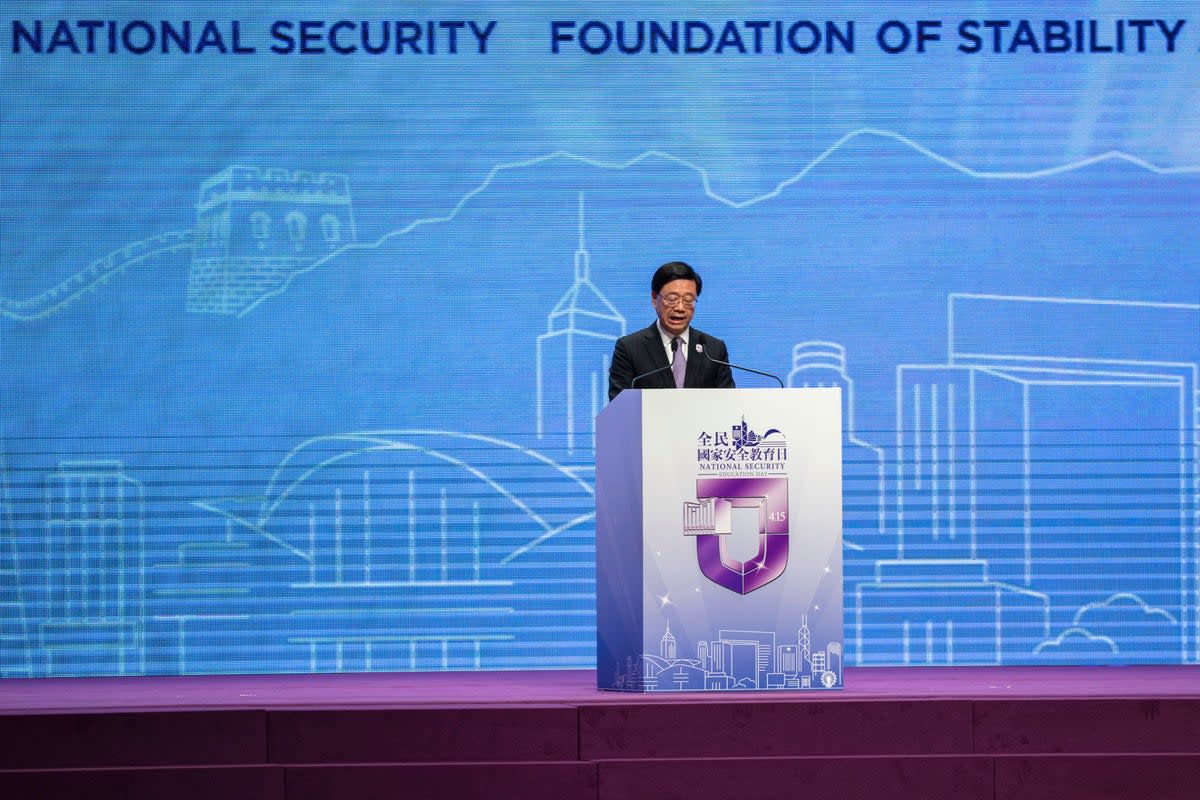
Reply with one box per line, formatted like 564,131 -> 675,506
653,278 -> 698,337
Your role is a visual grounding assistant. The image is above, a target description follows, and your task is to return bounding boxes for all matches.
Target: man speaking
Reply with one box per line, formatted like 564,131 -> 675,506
608,261 -> 735,401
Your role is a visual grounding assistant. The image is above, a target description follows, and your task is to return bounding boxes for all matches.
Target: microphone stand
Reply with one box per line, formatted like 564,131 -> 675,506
699,346 -> 785,388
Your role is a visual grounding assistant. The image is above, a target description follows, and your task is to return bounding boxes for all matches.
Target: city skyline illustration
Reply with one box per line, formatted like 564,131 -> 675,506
616,617 -> 843,692
1,130 -> 1196,676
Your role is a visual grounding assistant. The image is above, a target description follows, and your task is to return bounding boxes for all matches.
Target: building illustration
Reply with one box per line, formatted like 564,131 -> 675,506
0,121 -> 1194,676
187,166 -> 357,314
0,445 -> 32,677
857,294 -> 1198,665
41,461 -> 146,676
616,620 -> 841,691
787,341 -> 887,662
536,193 -> 626,455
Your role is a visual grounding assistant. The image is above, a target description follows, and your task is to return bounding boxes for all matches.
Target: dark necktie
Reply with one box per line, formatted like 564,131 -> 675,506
672,336 -> 686,388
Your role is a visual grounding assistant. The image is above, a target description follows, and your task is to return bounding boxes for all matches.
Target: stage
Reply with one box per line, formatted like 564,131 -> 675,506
1,666 -> 1198,799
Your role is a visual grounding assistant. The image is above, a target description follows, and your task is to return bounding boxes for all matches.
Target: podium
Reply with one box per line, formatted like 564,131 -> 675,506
595,388 -> 843,692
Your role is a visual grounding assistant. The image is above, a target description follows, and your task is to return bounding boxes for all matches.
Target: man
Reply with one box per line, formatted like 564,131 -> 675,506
608,261 -> 735,401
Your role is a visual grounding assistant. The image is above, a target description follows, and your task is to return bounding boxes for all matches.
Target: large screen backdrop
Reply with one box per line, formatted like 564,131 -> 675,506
2,2 -> 1197,677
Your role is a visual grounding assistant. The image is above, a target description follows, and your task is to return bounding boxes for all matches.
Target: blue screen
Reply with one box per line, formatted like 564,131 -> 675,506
1,2 -> 1197,677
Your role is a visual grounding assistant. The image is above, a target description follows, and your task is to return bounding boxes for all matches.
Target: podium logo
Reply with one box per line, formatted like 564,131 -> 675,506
695,417 -> 787,472
684,476 -> 789,595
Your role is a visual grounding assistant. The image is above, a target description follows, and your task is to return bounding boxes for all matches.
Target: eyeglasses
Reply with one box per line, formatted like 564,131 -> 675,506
657,293 -> 697,308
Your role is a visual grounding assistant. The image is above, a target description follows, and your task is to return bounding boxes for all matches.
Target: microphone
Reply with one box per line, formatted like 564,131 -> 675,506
632,337 -> 678,388
698,344 -> 785,388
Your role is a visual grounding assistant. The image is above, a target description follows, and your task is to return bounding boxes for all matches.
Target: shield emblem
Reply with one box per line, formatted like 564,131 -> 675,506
684,476 -> 789,595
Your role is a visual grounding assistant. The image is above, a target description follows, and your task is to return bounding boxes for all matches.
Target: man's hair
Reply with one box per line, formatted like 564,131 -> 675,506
651,261 -> 703,296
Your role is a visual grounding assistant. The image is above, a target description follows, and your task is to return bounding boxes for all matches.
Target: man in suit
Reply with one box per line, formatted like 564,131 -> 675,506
608,261 -> 735,401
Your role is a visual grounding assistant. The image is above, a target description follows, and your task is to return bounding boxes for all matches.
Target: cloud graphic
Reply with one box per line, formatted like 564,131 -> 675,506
1034,627 -> 1118,662
1070,593 -> 1179,661
1073,592 -> 1178,626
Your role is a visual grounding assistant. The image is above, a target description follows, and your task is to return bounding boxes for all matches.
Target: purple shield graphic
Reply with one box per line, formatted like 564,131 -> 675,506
685,477 -> 789,595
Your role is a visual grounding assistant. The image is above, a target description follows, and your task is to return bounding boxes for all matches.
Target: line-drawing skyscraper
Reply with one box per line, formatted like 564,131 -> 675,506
42,460 -> 146,676
0,442 -> 32,676
943,295 -> 1197,663
536,193 -> 626,455
859,294 -> 1197,665
787,341 -> 886,665
660,622 -> 676,659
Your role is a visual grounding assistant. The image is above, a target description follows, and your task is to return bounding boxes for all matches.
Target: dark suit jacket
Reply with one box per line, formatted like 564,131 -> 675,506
608,322 -> 735,401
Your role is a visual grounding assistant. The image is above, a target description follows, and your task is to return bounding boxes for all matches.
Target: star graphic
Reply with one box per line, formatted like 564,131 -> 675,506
656,592 -> 674,608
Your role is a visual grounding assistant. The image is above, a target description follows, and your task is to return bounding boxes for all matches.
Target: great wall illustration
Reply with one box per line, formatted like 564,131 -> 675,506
1,166 -> 357,321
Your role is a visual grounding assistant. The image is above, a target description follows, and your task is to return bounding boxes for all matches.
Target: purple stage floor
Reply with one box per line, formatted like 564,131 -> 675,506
4,666 -> 1199,800
1,665 -> 1197,712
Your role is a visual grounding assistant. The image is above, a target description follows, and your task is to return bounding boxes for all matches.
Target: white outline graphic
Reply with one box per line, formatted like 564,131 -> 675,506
1035,626 -> 1119,656
183,429 -> 597,672
1,231 -> 192,321
5,129 -> 1195,321
1073,592 -> 1179,626
871,294 -> 1199,664
0,441 -> 33,677
2,122 -> 1195,673
535,193 -> 626,454
42,461 -> 147,676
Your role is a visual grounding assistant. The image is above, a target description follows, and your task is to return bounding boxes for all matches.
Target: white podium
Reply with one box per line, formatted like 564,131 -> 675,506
595,388 -> 843,691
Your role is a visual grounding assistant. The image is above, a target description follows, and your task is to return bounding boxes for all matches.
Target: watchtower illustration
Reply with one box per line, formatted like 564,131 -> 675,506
186,166 -> 357,314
